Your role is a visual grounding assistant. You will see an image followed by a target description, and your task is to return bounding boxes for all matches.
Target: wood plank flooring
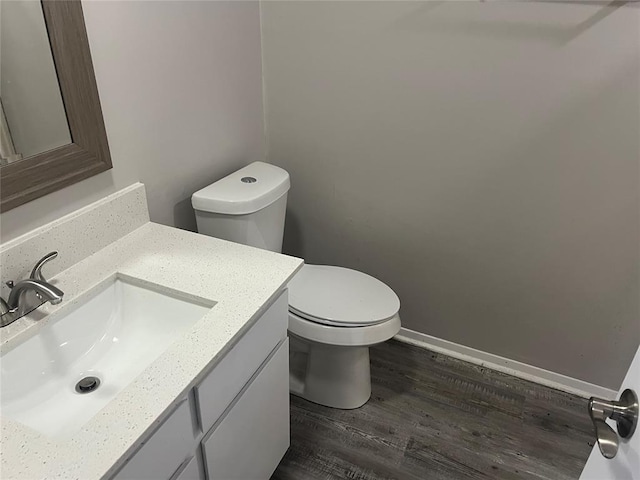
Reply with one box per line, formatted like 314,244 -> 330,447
272,340 -> 595,480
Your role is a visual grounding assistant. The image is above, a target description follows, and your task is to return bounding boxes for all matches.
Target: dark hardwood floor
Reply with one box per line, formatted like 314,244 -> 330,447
272,340 -> 595,480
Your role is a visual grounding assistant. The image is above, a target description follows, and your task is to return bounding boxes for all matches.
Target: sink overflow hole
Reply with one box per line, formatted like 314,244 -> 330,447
75,376 -> 100,394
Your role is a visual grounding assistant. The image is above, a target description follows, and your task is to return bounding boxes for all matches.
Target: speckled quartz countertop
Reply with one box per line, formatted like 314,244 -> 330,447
0,222 -> 303,480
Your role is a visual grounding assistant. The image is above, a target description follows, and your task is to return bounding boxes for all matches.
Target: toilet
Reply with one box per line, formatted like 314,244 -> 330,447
192,162 -> 401,409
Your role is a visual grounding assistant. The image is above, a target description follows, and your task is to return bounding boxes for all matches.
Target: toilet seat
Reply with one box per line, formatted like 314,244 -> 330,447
288,264 -> 400,327
289,310 -> 402,347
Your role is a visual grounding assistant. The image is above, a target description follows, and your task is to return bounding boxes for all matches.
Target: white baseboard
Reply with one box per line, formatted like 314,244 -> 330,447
394,327 -> 617,399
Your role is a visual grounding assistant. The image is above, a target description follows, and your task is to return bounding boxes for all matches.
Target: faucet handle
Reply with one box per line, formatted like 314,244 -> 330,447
30,251 -> 58,282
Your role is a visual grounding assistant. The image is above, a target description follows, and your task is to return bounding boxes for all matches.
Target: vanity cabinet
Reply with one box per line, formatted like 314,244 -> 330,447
201,340 -> 289,479
112,290 -> 290,480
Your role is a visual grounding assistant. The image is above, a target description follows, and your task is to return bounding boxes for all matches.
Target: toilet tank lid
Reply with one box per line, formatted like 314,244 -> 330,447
191,162 -> 290,215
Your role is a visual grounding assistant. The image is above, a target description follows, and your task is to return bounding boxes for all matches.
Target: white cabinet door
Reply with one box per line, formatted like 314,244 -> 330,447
196,290 -> 288,432
580,346 -> 640,480
202,340 -> 290,480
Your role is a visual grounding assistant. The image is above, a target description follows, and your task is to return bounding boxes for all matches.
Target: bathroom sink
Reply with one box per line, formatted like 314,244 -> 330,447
0,277 -> 213,437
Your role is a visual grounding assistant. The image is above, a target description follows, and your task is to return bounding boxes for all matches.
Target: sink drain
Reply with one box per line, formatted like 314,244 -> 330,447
75,376 -> 101,394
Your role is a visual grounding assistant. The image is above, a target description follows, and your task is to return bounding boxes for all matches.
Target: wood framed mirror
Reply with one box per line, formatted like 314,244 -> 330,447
0,0 -> 112,212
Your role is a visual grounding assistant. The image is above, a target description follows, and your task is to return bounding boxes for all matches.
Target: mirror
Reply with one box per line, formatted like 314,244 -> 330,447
0,0 -> 112,212
1,0 -> 71,164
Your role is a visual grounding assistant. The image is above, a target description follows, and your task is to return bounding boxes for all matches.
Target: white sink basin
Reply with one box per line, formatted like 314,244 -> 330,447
0,277 -> 213,437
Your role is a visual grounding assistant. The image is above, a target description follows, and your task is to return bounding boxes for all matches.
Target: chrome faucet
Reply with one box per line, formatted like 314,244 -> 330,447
0,251 -> 64,327
6,279 -> 64,310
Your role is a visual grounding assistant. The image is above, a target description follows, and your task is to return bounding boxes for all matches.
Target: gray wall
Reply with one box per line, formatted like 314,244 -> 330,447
1,0 -> 264,242
262,1 -> 640,389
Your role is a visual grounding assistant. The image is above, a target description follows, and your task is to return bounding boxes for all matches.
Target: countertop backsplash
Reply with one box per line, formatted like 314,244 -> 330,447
0,183 -> 149,300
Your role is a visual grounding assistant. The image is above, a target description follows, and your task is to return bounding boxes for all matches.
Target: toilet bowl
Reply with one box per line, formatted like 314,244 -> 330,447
191,162 -> 401,409
287,264 -> 400,408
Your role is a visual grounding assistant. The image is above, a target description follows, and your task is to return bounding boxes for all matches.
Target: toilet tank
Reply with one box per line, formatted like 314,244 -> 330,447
191,162 -> 290,253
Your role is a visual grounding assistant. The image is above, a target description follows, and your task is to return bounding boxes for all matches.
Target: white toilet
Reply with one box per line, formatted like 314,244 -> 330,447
192,162 -> 401,409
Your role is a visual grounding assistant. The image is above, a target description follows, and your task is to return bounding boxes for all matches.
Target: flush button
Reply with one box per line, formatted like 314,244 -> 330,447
241,176 -> 257,183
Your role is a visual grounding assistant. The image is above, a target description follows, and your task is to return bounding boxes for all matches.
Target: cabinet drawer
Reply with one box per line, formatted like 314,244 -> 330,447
202,339 -> 290,480
195,290 -> 288,432
113,395 -> 198,480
